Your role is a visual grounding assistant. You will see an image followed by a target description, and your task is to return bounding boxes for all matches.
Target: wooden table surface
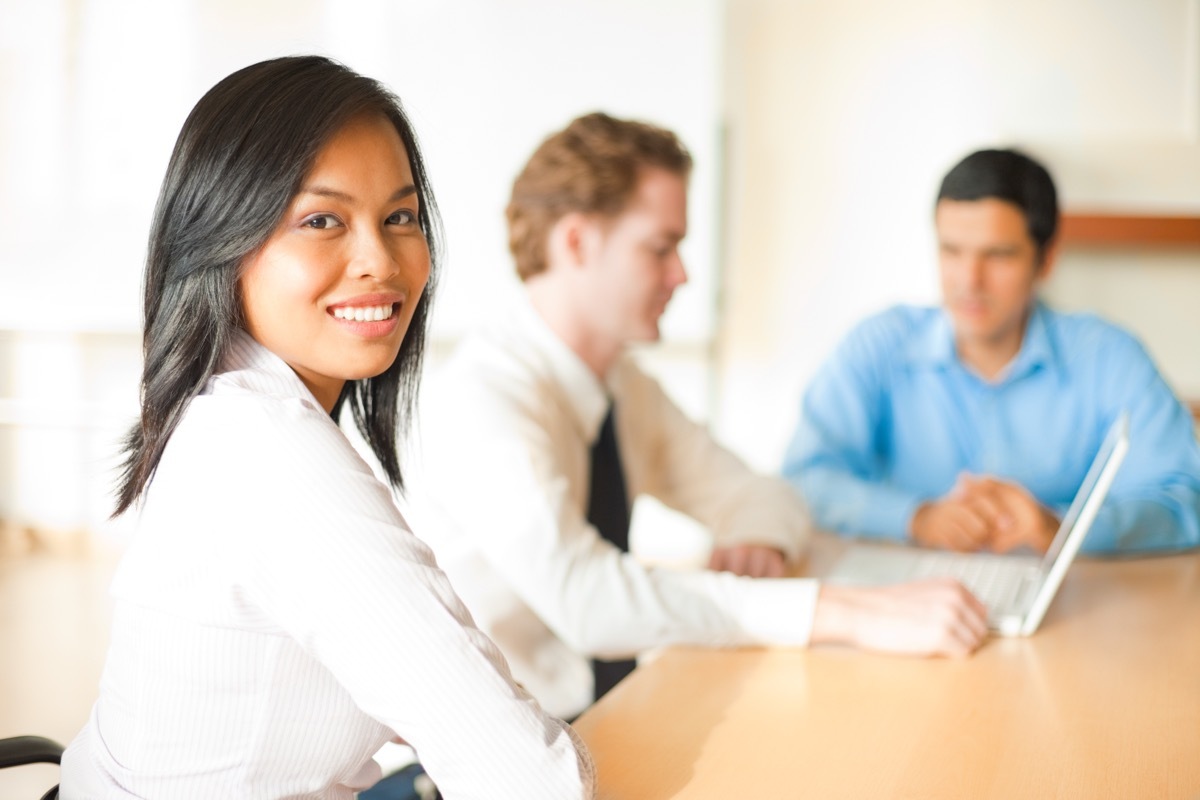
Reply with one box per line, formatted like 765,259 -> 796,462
574,545 -> 1200,799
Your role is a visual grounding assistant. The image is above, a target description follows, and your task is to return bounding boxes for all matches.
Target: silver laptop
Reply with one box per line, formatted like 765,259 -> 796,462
824,413 -> 1130,636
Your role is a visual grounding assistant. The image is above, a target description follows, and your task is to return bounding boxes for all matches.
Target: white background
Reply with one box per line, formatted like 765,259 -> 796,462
1,0 -> 1198,545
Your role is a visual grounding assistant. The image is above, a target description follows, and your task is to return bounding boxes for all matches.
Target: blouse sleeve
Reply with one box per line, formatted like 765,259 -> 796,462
219,396 -> 594,798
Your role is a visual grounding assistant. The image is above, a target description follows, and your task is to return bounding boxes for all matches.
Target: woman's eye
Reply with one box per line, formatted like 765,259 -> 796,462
387,209 -> 417,226
302,214 -> 341,230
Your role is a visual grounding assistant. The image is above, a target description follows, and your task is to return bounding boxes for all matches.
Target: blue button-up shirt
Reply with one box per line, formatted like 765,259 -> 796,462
783,303 -> 1200,553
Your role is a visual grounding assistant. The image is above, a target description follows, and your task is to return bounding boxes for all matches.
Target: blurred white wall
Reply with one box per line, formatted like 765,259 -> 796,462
1,0 -> 1198,547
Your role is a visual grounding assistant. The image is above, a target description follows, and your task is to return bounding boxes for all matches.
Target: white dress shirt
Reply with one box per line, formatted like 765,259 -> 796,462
60,332 -> 593,800
406,297 -> 819,720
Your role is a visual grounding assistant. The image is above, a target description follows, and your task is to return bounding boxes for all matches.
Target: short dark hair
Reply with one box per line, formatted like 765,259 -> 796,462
115,55 -> 441,515
507,112 -> 692,280
936,149 -> 1059,256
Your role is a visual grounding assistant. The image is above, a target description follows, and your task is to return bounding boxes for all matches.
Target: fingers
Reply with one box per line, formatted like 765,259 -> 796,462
943,504 -> 990,551
917,578 -> 988,657
944,617 -> 985,657
958,476 -> 1053,552
813,579 -> 990,658
918,502 -> 989,551
965,479 -> 1058,553
708,545 -> 749,575
708,545 -> 786,578
961,485 -> 1012,532
1030,507 -> 1060,553
953,580 -> 990,640
987,527 -> 1024,554
707,547 -> 732,573
745,546 -> 786,577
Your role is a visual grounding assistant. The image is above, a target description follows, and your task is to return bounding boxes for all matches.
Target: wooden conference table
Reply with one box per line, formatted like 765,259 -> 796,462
573,536 -> 1200,799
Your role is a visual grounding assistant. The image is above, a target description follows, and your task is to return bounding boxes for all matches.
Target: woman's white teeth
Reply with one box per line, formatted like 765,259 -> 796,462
333,304 -> 393,322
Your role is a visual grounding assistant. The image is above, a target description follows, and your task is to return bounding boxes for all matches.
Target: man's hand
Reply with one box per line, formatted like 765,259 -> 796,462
909,474 -> 1004,551
707,544 -> 787,578
811,579 -> 989,657
958,476 -> 1059,554
911,474 -> 1058,554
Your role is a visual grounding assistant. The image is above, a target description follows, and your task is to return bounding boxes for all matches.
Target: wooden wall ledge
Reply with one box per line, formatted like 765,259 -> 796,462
1060,214 -> 1200,247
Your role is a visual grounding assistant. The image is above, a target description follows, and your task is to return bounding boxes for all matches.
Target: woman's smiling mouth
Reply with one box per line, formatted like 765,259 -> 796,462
331,303 -> 396,322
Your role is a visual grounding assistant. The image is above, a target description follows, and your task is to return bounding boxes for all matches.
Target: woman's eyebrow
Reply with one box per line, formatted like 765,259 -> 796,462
299,184 -> 418,203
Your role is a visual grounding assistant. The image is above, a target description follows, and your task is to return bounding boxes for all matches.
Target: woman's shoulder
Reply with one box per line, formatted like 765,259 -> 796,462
160,376 -> 379,511
189,378 -> 343,450
141,383 -> 410,571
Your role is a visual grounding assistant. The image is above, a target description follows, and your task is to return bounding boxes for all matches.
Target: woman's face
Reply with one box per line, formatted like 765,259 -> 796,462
240,113 -> 430,412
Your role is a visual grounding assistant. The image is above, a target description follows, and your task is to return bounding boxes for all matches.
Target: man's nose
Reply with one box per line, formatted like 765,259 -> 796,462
962,254 -> 986,287
666,251 -> 688,289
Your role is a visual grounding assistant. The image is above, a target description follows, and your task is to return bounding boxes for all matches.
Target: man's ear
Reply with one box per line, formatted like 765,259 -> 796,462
547,212 -> 599,271
1035,240 -> 1059,284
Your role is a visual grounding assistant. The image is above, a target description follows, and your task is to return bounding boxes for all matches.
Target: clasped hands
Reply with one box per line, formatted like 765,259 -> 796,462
910,474 -> 1060,554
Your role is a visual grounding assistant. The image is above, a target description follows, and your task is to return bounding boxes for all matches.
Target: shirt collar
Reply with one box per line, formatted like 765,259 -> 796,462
905,301 -> 1059,382
210,329 -> 326,411
904,309 -> 957,367
512,295 -> 610,444
1004,301 -> 1056,380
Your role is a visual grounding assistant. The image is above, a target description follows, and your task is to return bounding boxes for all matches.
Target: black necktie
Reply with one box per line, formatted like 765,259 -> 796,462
587,406 -> 637,701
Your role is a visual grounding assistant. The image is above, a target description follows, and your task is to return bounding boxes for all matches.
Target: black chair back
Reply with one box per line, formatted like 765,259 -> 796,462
0,735 -> 62,799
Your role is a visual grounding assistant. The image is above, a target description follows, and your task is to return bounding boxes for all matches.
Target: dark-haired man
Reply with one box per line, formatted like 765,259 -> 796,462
406,113 -> 989,724
784,149 -> 1200,555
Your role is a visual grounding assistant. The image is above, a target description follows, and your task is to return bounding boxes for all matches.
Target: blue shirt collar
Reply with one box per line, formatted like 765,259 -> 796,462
905,310 -> 957,367
905,301 -> 1060,383
1005,302 -> 1057,381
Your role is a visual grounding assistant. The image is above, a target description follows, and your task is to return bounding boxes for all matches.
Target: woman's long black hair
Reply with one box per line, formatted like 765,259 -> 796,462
115,55 -> 441,516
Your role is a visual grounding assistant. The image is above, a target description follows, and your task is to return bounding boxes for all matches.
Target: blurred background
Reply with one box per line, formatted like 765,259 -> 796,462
1,0 -> 1198,790
2,0 -> 1199,549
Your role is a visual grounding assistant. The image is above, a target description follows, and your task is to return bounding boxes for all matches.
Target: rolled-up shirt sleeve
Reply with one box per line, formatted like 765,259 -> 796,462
418,395 -> 818,661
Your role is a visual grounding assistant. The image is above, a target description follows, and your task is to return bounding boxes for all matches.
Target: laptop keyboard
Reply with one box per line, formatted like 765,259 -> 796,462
909,552 -> 1033,611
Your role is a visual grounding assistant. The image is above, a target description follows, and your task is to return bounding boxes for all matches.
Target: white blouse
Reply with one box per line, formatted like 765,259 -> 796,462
60,331 -> 594,799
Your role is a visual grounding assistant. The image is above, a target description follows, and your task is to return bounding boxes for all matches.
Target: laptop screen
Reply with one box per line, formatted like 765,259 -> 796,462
1037,413 -> 1130,571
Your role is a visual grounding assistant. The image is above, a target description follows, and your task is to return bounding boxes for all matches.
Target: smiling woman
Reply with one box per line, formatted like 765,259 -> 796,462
58,56 -> 594,800
239,113 -> 431,413
113,56 -> 444,515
